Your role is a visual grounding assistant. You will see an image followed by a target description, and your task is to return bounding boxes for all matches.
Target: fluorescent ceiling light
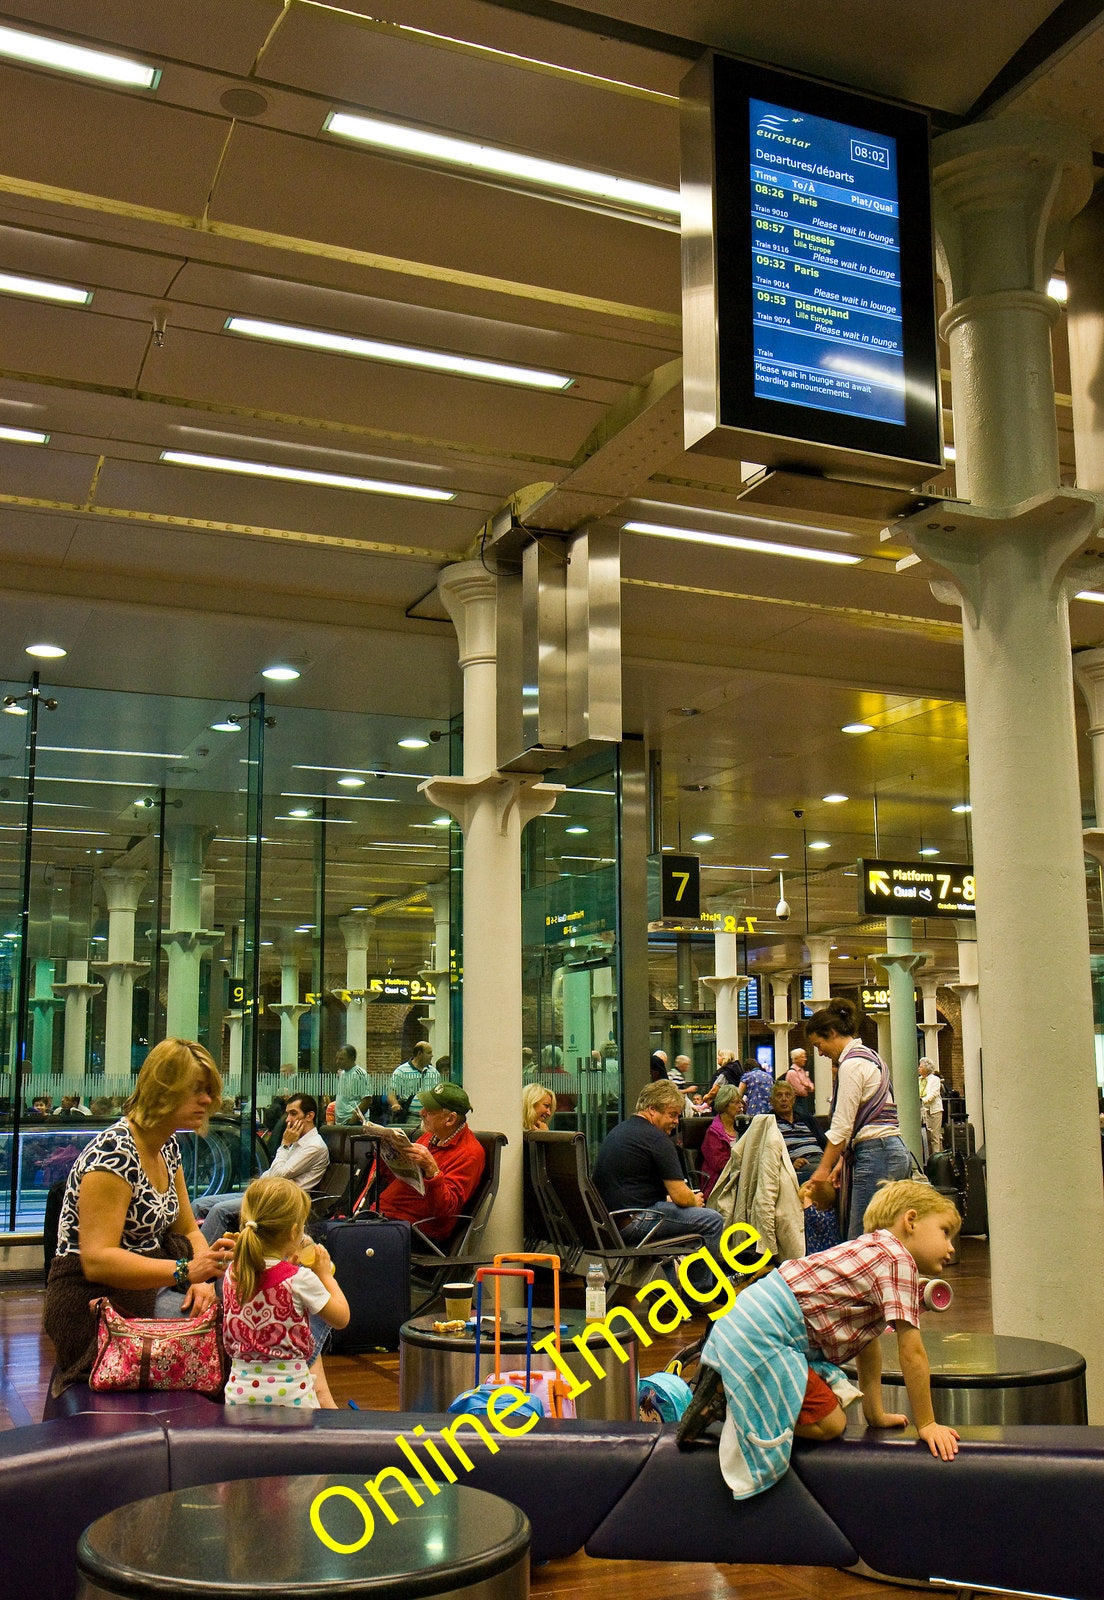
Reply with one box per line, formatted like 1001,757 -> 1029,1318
565,825 -> 589,835
623,520 -> 862,566
0,425 -> 48,444
1075,590 -> 1104,603
431,816 -> 452,827
398,737 -> 430,750
0,269 -> 92,306
226,315 -> 571,392
26,642 -> 66,658
0,23 -> 159,88
822,793 -> 847,804
951,803 -> 972,814
160,449 -> 455,502
338,776 -> 366,788
690,832 -> 713,842
919,846 -> 940,856
262,665 -> 300,682
324,110 -> 679,218
293,764 -> 430,780
770,853 -> 789,860
283,789 -> 396,804
808,840 -> 831,850
37,745 -> 184,759
841,722 -> 874,734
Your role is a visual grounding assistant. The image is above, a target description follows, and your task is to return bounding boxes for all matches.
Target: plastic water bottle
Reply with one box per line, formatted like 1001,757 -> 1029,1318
585,1261 -> 607,1321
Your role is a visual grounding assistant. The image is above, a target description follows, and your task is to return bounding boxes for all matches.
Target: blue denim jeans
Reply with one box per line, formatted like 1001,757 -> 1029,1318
848,1135 -> 911,1238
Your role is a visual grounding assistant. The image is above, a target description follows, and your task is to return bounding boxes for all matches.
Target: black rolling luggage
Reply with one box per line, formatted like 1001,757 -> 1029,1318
960,1152 -> 988,1237
322,1215 -> 411,1352
948,1119 -> 976,1157
925,1150 -> 962,1212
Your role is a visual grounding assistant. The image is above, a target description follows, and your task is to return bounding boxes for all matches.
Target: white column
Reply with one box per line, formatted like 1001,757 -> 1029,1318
270,947 -> 308,1067
339,913 -> 371,1069
163,824 -> 221,1040
423,880 -> 452,1060
877,918 -> 924,1162
918,971 -> 944,1068
421,563 -> 561,1264
898,116 -> 1104,1413
875,1013 -> 893,1064
701,919 -> 747,1061
767,972 -> 793,1077
52,959 -> 101,1078
92,867 -> 148,1077
804,936 -> 833,1112
951,919 -> 984,1146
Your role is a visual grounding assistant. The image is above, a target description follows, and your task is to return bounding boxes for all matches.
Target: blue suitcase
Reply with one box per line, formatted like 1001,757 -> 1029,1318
322,1215 -> 410,1352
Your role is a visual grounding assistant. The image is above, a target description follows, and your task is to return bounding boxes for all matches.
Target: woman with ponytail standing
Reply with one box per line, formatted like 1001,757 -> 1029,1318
803,998 -> 911,1239
220,1176 -> 349,1408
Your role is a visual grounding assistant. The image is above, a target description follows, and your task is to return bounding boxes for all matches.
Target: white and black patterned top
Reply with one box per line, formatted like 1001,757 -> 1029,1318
55,1120 -> 182,1257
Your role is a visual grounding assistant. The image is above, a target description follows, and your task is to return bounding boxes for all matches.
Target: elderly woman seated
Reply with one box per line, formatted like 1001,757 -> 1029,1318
699,1083 -> 743,1200
771,1080 -> 839,1254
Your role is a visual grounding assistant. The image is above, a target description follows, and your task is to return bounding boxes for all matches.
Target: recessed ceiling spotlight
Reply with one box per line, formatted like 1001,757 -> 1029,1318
822,793 -> 848,804
837,952 -> 852,960
338,776 -> 366,788
841,722 -> 874,734
25,642 -> 66,658
3,703 -> 28,716
210,720 -> 242,733
951,803 -> 972,814
770,852 -> 789,860
566,825 -> 589,835
398,737 -> 430,749
691,832 -> 713,842
432,815 -> 452,827
261,665 -> 300,682
0,23 -> 160,88
288,807 -> 312,818
919,846 -> 940,856
808,840 -> 831,850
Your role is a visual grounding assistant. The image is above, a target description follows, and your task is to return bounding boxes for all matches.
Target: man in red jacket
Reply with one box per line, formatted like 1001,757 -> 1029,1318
378,1083 -> 485,1242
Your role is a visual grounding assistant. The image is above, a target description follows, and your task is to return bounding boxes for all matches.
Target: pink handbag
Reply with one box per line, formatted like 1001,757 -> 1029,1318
89,1298 -> 227,1396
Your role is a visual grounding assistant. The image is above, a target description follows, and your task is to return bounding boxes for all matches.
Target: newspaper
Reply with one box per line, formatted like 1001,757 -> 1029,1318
361,1120 -> 425,1196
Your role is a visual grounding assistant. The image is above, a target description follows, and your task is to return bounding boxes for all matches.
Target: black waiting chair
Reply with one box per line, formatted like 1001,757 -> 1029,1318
679,1115 -> 713,1185
525,1130 -> 704,1290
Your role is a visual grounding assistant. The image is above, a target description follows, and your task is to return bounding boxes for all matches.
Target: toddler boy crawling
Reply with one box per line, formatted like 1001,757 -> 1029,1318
683,1178 -> 960,1498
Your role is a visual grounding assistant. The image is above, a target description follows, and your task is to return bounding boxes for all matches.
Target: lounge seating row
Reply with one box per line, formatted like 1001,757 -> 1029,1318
10,1388 -> 1103,1600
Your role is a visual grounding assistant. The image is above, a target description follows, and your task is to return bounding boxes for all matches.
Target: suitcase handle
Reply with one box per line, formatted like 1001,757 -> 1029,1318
474,1267 -> 534,1391
493,1252 -> 562,1359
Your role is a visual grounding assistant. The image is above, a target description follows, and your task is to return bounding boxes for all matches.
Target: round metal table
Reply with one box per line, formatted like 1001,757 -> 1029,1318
399,1309 -> 638,1420
858,1330 -> 1087,1424
77,1479 -> 530,1600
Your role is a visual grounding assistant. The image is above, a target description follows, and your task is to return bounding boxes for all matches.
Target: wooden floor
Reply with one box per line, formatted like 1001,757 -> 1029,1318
0,1238 -> 994,1599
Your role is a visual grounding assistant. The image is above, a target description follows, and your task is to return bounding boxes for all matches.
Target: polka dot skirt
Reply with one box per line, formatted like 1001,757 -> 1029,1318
225,1358 -> 319,1408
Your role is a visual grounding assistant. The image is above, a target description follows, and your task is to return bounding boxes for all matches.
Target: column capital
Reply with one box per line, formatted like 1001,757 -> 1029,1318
768,970 -> 794,1000
1084,828 -> 1104,869
933,117 -> 1093,306
437,560 -> 498,669
338,912 -> 372,951
803,936 -> 832,962
1074,648 -> 1104,731
420,773 -> 563,836
700,973 -> 751,1000
98,866 -> 147,915
877,950 -> 927,975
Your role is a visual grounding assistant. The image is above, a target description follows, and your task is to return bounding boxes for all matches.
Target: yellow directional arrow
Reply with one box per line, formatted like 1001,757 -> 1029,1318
869,870 -> 891,896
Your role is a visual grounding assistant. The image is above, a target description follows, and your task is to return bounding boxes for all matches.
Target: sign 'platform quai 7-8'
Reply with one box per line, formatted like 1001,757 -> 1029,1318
859,857 -> 975,918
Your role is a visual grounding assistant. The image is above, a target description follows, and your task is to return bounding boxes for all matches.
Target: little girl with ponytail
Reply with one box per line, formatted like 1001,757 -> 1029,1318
221,1176 -> 349,1408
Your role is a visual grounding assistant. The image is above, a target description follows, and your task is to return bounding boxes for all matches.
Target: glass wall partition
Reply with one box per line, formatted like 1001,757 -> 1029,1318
0,682 -> 454,1232
521,749 -> 622,1159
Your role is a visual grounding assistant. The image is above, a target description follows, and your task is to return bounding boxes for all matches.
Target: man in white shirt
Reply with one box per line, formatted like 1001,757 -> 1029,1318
334,1044 -> 372,1125
200,1094 -> 330,1242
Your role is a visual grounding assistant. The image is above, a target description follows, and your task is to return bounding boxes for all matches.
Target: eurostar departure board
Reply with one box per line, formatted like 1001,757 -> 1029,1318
681,53 -> 942,487
749,100 -> 904,426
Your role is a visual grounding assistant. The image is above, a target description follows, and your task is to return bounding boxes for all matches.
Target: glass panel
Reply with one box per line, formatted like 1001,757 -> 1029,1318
522,749 -> 621,1160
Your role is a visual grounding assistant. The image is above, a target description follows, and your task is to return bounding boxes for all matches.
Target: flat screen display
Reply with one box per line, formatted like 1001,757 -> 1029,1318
749,99 -> 904,426
681,54 -> 942,484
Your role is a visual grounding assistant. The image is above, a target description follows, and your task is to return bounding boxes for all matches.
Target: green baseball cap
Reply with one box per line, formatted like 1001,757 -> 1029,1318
421,1083 -> 471,1116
